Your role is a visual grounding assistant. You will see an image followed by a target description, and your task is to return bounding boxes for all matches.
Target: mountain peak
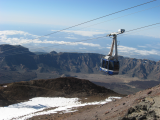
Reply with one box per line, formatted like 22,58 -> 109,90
50,51 -> 57,54
0,44 -> 35,56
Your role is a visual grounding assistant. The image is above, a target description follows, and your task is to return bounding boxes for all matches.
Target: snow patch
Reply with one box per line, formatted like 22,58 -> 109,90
0,97 -> 121,120
3,85 -> 7,87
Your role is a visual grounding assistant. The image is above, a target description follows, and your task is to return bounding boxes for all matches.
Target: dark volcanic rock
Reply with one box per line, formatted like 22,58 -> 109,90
122,97 -> 159,120
0,94 -> 11,107
0,44 -> 35,56
118,57 -> 160,80
50,51 -> 57,54
0,70 -> 37,83
34,52 -> 102,73
37,67 -> 49,73
1,44 -> 160,82
0,77 -> 121,106
0,44 -> 37,70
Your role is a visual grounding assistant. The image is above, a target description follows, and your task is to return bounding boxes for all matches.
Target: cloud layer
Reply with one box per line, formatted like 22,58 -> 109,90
52,30 -> 106,37
0,30 -> 100,47
0,30 -> 160,61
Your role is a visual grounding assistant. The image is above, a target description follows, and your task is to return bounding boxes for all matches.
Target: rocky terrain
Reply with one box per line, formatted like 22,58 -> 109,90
119,57 -> 160,80
0,44 -> 160,119
0,77 -> 122,107
1,44 -> 160,95
0,76 -> 160,120
1,44 -> 160,82
1,76 -> 160,120
30,82 -> 160,120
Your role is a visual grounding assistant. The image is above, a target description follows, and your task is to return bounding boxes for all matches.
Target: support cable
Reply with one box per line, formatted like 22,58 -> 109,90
0,1 -> 158,53
33,0 -> 157,39
75,5 -> 160,31
0,22 -> 160,57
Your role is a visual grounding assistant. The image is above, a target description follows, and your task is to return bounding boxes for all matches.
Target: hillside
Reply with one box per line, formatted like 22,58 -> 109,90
1,44 -> 160,95
0,77 -> 121,107
32,83 -> 160,120
0,44 -> 160,83
1,44 -> 160,119
119,57 -> 160,80
1,77 -> 159,120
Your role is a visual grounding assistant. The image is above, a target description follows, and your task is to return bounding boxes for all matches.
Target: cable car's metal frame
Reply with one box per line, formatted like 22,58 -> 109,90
100,29 -> 125,75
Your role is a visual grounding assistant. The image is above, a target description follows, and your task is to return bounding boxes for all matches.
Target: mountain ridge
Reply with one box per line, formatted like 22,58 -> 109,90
0,44 -> 160,83
0,77 -> 122,107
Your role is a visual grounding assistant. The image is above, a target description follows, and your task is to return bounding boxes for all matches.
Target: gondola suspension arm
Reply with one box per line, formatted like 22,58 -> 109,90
106,29 -> 125,61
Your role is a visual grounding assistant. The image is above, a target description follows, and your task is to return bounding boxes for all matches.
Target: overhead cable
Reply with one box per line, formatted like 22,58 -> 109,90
125,23 -> 160,33
0,1 -> 157,53
78,5 -> 160,30
35,0 -> 157,39
122,25 -> 160,36
1,22 -> 160,57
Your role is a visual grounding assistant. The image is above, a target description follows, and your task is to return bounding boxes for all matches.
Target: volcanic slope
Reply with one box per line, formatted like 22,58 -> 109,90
56,84 -> 160,120
0,77 -> 122,107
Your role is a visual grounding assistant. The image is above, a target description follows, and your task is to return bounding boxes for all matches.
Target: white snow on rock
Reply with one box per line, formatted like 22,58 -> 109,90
0,97 -> 121,120
3,85 -> 7,87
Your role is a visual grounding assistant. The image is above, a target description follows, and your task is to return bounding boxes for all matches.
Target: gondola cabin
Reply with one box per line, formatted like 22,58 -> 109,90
100,29 -> 125,75
100,58 -> 119,75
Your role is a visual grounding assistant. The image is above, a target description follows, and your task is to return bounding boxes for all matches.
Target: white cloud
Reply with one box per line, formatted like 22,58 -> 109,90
145,44 -> 160,50
118,45 -> 159,56
106,47 -> 110,49
65,37 -> 77,39
0,30 -> 40,45
33,40 -> 100,47
0,37 -> 33,45
52,30 -> 105,37
0,30 -> 100,48
0,30 -> 38,37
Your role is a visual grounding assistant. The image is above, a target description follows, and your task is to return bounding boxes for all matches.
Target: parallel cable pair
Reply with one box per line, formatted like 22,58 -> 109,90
0,0 -> 158,56
1,22 -> 160,57
35,0 -> 157,39
1,3 -> 159,53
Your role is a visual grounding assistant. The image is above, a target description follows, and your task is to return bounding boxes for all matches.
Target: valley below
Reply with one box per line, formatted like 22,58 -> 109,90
34,71 -> 160,95
1,44 -> 160,119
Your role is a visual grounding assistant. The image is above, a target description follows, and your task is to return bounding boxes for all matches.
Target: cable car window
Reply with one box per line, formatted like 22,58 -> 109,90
109,61 -> 114,70
105,61 -> 108,69
114,61 -> 119,71
100,59 -> 103,67
102,60 -> 106,68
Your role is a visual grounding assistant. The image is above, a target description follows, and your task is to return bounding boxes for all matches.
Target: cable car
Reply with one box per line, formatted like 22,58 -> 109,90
100,29 -> 125,75
100,58 -> 119,75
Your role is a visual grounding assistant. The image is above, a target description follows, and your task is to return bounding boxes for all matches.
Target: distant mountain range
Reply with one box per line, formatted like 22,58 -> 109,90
0,44 -> 160,83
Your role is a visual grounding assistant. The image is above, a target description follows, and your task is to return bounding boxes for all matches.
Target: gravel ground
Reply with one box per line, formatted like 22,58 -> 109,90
29,84 -> 160,120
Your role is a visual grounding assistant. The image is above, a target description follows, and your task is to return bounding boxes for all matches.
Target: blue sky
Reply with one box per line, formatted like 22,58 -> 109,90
0,0 -> 160,61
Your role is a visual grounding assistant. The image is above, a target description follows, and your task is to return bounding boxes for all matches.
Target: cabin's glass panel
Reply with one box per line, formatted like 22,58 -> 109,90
105,61 -> 108,69
114,61 -> 119,71
100,59 -> 103,67
109,61 -> 114,70
102,59 -> 106,68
